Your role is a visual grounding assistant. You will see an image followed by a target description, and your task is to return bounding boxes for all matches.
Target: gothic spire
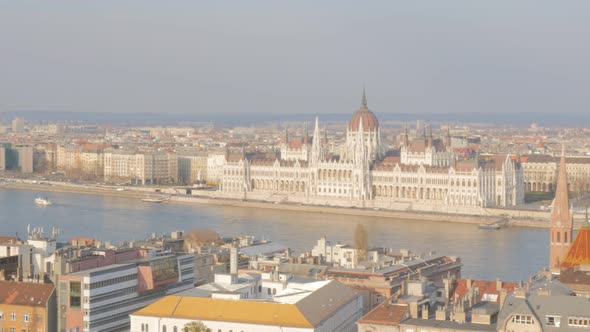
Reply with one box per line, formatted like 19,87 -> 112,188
304,121 -> 309,145
311,115 -> 323,163
361,86 -> 368,110
284,126 -> 289,144
552,145 -> 571,223
403,124 -> 409,146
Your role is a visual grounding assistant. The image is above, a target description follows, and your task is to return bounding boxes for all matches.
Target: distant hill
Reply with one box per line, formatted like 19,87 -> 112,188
0,110 -> 587,127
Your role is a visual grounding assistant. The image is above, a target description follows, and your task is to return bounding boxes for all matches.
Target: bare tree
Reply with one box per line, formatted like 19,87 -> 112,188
354,223 -> 369,263
183,229 -> 223,251
182,321 -> 211,332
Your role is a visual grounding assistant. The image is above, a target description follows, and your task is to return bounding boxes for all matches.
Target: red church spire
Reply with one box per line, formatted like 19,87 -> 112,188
550,145 -> 574,273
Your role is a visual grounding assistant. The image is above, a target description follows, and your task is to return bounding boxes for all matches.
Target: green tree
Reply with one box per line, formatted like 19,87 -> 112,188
182,321 -> 211,332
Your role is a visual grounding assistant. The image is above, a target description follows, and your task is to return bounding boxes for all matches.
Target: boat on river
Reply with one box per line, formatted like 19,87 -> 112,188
35,197 -> 53,206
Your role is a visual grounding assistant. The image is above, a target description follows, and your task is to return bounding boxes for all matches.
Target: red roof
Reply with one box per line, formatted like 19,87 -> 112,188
562,226 -> 590,269
358,302 -> 408,325
450,279 -> 517,303
349,108 -> 379,132
0,281 -> 54,307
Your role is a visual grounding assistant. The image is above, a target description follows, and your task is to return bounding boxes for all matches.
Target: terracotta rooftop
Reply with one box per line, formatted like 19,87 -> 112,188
450,279 -> 518,303
0,281 -> 54,307
0,236 -> 19,244
358,302 -> 408,325
561,225 -> 590,269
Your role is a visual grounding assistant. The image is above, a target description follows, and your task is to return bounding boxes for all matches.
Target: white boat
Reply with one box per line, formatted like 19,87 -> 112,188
141,198 -> 165,203
35,197 -> 53,206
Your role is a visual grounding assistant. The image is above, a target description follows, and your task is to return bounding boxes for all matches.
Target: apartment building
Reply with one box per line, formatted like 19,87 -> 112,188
0,281 -> 57,332
103,150 -> 177,185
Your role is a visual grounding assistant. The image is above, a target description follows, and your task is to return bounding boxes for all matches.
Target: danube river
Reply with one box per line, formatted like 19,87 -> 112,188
1,188 -> 550,281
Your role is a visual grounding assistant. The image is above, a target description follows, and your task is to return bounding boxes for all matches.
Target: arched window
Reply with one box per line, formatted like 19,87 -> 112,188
173,327 -> 177,332
162,326 -> 167,332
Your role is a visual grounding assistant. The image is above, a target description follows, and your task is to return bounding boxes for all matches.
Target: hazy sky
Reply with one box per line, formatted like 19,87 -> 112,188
1,1 -> 589,115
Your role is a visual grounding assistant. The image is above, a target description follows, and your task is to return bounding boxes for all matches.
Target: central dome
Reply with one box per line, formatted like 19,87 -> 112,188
348,90 -> 379,132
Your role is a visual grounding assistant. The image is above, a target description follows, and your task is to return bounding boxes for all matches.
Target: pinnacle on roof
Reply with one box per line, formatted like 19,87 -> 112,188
361,86 -> 368,110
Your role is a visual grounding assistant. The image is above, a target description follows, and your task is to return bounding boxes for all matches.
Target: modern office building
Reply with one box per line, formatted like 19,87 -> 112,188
57,252 -> 195,332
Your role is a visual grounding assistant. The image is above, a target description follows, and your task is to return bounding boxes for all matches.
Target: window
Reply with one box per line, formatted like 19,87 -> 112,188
10,312 -> 16,321
569,317 -> 590,327
10,329 -> 15,332
547,316 -> 561,327
0,312 -> 3,320
162,326 -> 166,332
69,281 -> 81,309
24,313 -> 29,322
513,315 -> 534,324
36,315 -> 43,323
141,324 -> 145,332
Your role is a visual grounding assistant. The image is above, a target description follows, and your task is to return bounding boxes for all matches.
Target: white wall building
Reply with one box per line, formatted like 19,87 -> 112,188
130,279 -> 363,332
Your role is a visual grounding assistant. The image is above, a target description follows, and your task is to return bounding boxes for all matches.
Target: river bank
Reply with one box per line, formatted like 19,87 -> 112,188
1,180 -> 557,229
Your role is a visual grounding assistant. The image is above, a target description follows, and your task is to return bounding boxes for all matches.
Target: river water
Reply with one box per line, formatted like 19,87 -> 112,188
0,188 -> 550,281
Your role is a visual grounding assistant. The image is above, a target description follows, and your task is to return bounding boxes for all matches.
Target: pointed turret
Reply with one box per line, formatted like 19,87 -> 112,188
445,125 -> 452,147
284,126 -> 289,144
550,145 -> 574,272
241,145 -> 246,160
356,116 -> 366,165
403,125 -> 409,146
304,121 -> 309,145
310,116 -> 324,164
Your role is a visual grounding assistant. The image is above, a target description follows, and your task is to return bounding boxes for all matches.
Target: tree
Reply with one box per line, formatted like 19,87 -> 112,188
354,223 -> 369,263
183,321 -> 211,332
183,229 -> 223,251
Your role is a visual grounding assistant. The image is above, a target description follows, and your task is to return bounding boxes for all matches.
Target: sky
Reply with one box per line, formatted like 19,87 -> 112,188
1,1 -> 589,116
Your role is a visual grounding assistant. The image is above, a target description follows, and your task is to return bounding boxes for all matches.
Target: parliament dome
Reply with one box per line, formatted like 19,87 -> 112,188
348,90 -> 379,132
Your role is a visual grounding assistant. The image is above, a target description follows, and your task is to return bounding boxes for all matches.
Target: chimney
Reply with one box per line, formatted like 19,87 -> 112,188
421,304 -> 429,319
435,306 -> 448,321
496,278 -> 502,291
230,247 -> 238,275
466,277 -> 472,290
499,288 -> 508,309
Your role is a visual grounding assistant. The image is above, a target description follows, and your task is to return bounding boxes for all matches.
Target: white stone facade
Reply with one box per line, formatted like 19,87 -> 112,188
218,96 -> 525,209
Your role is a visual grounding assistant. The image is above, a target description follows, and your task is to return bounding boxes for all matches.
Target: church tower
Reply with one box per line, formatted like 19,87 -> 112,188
550,146 -> 574,273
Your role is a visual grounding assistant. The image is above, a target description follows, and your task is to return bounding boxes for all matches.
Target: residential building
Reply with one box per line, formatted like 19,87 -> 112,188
0,281 -> 57,332
520,154 -> 590,193
497,274 -> 590,332
12,117 -> 25,133
306,236 -> 462,310
357,277 -> 517,332
177,154 -> 207,185
103,149 -> 177,184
